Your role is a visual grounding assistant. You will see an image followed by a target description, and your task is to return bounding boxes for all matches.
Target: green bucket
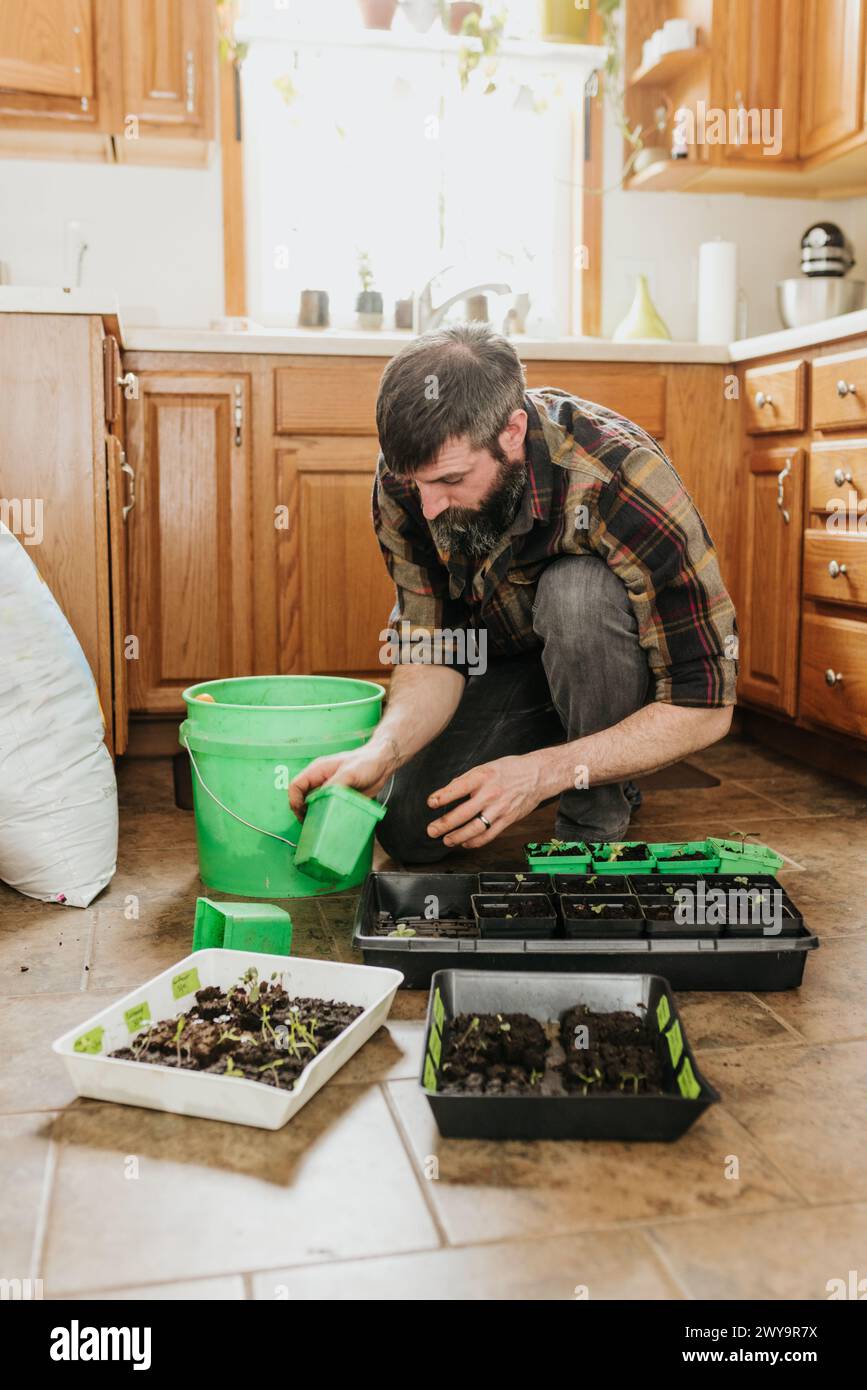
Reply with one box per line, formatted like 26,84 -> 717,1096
179,675 -> 385,898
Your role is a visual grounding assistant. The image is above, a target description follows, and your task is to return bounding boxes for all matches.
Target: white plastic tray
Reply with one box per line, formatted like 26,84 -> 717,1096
52,950 -> 403,1130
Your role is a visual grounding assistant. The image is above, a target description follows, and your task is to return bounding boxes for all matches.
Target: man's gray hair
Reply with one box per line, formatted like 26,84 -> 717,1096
375,322 -> 527,474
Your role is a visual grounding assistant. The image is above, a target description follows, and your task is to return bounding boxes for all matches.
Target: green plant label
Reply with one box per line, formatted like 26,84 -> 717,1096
73,1026 -> 104,1054
678,1057 -> 702,1100
172,967 -> 201,1000
433,988 -> 445,1033
428,1026 -> 442,1067
656,994 -> 671,1031
666,1019 -> 684,1068
423,1053 -> 438,1092
124,1001 -> 151,1034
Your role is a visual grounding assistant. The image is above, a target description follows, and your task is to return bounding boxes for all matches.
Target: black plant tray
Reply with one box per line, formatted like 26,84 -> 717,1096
354,872 -> 819,991
560,895 -> 645,939
471,893 -> 557,940
420,970 -> 718,1141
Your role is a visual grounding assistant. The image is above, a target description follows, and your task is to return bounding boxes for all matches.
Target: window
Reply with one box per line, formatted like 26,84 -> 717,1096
239,1 -> 600,335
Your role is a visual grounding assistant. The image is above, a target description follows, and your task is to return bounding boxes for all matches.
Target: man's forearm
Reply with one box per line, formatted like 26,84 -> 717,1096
368,663 -> 465,772
533,702 -> 734,801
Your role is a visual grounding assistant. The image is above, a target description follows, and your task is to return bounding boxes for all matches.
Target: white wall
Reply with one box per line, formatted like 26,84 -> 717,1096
0,154 -> 224,327
599,87 -> 867,342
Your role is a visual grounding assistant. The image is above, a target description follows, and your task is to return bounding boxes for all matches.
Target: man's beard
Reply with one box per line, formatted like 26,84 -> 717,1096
428,456 -> 528,560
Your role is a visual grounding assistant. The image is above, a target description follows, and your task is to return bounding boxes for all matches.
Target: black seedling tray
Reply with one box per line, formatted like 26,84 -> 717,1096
354,872 -> 819,991
554,874 -> 637,894
472,893 -> 557,940
478,872 -> 549,893
420,970 -> 718,1141
561,895 -> 644,939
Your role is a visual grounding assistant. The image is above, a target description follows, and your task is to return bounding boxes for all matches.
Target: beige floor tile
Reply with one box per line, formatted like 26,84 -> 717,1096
389,990 -> 430,1021
0,896 -> 94,997
251,1227 -> 683,1300
752,934 -> 867,1044
116,757 -> 178,813
89,895 -> 199,992
42,1085 -> 438,1293
731,772 -> 867,819
777,869 -> 867,936
676,992 -> 795,1051
632,783 -> 794,826
0,1111 -> 55,1273
702,1039 -> 867,1200
385,1080 -> 800,1246
0,991 -> 124,1113
690,738 -> 804,779
97,811 -> 201,905
314,896 -> 359,963
67,1275 -> 245,1300
330,1019 -> 424,1086
648,1201 -> 867,1300
733,818 -> 867,877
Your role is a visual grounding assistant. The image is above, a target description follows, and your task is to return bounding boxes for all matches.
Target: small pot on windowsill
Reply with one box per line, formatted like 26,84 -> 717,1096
447,2 -> 482,35
358,0 -> 398,29
356,289 -> 384,330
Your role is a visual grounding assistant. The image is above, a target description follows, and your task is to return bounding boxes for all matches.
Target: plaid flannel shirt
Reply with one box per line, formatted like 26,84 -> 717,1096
372,387 -> 738,707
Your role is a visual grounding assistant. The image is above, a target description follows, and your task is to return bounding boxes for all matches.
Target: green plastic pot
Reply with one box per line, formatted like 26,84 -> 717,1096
294,784 -> 387,883
591,841 -> 658,875
524,840 -> 591,873
192,897 -> 293,955
649,841 -> 721,875
707,838 -> 784,876
179,675 -> 384,898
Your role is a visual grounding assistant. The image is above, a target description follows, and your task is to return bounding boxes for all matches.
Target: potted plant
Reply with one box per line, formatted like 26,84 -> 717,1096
560,893 -> 644,938
355,250 -> 384,329
455,7 -> 505,92
540,0 -> 603,44
471,892 -> 557,939
447,1 -> 482,36
358,0 -> 398,29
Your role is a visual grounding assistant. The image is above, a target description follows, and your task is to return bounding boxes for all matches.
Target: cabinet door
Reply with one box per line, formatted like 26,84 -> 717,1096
277,438 -> 396,680
0,0 -> 93,99
738,446 -> 805,716
121,0 -> 214,135
800,0 -> 866,158
126,372 -> 253,713
717,0 -> 802,163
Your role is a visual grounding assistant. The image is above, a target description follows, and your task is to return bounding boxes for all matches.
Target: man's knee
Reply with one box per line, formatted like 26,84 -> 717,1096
533,555 -> 635,654
376,804 -> 451,865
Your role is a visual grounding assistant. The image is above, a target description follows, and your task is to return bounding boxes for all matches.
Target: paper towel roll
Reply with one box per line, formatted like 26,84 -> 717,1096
697,240 -> 738,343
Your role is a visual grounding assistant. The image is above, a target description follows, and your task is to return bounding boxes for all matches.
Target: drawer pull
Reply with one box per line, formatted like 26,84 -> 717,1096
828,560 -> 848,579
836,380 -> 858,398
825,669 -> 844,687
755,391 -> 774,409
776,460 -> 792,523
833,467 -> 854,487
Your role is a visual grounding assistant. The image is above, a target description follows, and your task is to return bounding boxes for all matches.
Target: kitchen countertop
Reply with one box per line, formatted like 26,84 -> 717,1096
4,286 -> 867,363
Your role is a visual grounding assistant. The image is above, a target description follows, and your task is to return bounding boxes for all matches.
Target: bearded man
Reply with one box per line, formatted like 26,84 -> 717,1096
289,323 -> 737,860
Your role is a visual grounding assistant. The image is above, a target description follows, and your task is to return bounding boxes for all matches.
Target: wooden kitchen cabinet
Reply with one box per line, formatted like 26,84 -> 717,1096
0,0 -> 214,164
125,371 -> 254,713
0,312 -> 128,753
800,0 -> 866,159
738,445 -> 805,716
276,436 -> 395,681
715,0 -> 802,164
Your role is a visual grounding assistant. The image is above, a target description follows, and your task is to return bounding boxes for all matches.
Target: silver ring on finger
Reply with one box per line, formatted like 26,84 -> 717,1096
477,812 -> 492,830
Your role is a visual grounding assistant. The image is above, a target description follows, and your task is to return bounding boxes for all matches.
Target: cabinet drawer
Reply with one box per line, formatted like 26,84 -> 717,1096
744,360 -> 806,434
812,347 -> 867,430
808,440 -> 867,519
800,613 -> 867,738
803,531 -> 867,606
275,357 -> 388,435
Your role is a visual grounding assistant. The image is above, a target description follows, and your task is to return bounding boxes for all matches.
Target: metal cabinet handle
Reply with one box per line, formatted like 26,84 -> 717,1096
828,560 -> 848,578
186,50 -> 196,114
121,453 -> 136,521
836,380 -> 858,397
833,467 -> 854,487
776,460 -> 792,523
117,370 -> 139,400
825,669 -> 844,687
755,390 -> 774,409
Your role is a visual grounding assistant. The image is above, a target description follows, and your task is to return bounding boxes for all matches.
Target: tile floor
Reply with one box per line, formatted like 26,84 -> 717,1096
2,733 -> 866,1301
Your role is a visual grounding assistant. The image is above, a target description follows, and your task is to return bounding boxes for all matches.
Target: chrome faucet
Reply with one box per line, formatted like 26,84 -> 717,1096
414,265 -> 512,334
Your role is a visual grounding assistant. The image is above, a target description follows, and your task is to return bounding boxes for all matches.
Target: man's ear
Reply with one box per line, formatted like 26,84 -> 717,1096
501,408 -> 528,456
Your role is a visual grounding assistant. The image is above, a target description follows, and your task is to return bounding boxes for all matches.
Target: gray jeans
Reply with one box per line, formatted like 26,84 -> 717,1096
377,555 -> 650,863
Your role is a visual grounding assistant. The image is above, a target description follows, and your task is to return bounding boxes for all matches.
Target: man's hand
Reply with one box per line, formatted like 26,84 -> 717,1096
288,742 -> 397,822
426,753 -> 544,849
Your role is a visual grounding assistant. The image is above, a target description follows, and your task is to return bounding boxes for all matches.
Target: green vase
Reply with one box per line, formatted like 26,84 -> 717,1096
612,274 -> 672,342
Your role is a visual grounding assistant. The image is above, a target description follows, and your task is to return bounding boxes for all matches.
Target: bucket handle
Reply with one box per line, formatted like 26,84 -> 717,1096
181,736 -> 394,849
